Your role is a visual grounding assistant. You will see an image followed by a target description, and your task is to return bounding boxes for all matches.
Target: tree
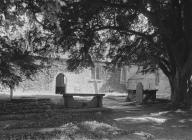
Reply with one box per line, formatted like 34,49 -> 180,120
0,1 -> 52,100
37,0 -> 191,108
2,0 -> 192,107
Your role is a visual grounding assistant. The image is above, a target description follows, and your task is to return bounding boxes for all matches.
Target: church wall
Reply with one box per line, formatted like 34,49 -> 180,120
15,59 -> 127,95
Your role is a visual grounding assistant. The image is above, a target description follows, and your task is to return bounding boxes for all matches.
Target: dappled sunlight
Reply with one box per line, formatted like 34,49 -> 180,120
80,121 -> 126,136
134,131 -> 154,139
1,93 -> 192,140
178,119 -> 192,124
37,121 -> 129,140
150,111 -> 170,116
81,121 -> 118,131
175,109 -> 186,113
171,125 -> 188,128
115,116 -> 167,124
39,122 -> 80,135
178,119 -> 186,123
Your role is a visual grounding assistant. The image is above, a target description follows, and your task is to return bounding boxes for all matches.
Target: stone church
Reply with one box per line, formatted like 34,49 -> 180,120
17,58 -> 128,95
1,58 -> 170,97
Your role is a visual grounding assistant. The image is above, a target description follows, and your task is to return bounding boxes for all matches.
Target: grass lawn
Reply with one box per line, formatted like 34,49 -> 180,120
0,94 -> 192,140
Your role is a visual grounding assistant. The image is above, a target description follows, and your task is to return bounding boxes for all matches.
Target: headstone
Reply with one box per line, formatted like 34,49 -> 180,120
55,73 -> 66,94
136,82 -> 143,104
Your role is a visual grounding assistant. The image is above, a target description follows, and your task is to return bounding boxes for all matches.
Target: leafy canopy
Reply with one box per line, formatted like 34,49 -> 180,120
0,0 -> 55,88
1,0 -> 192,90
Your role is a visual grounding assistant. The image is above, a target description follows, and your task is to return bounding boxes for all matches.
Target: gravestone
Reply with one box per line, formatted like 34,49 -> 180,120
136,82 -> 143,104
55,73 -> 66,94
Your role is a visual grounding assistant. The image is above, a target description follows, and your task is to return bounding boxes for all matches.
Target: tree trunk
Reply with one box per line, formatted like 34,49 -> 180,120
168,69 -> 191,108
10,87 -> 13,101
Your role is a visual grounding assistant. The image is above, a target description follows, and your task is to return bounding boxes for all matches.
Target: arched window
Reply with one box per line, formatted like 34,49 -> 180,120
91,64 -> 104,80
96,66 -> 100,80
120,66 -> 127,83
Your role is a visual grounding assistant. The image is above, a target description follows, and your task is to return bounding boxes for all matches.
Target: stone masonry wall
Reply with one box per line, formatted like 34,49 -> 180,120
15,59 -> 127,95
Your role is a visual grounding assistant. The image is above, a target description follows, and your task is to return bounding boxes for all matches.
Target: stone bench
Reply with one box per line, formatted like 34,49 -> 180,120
63,94 -> 105,108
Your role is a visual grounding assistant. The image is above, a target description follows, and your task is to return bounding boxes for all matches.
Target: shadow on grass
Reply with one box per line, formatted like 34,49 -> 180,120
0,97 -> 131,140
108,101 -> 192,140
1,96 -> 192,140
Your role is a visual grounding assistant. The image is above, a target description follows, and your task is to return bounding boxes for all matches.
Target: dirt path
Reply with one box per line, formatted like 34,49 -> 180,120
104,98 -> 192,140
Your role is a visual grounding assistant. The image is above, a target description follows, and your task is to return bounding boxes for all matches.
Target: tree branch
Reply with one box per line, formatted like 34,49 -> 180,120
93,25 -> 155,40
159,61 -> 171,77
97,0 -> 138,10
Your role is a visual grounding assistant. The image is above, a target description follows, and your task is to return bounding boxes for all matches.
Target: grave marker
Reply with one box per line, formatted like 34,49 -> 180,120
55,73 -> 66,94
136,82 -> 143,104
